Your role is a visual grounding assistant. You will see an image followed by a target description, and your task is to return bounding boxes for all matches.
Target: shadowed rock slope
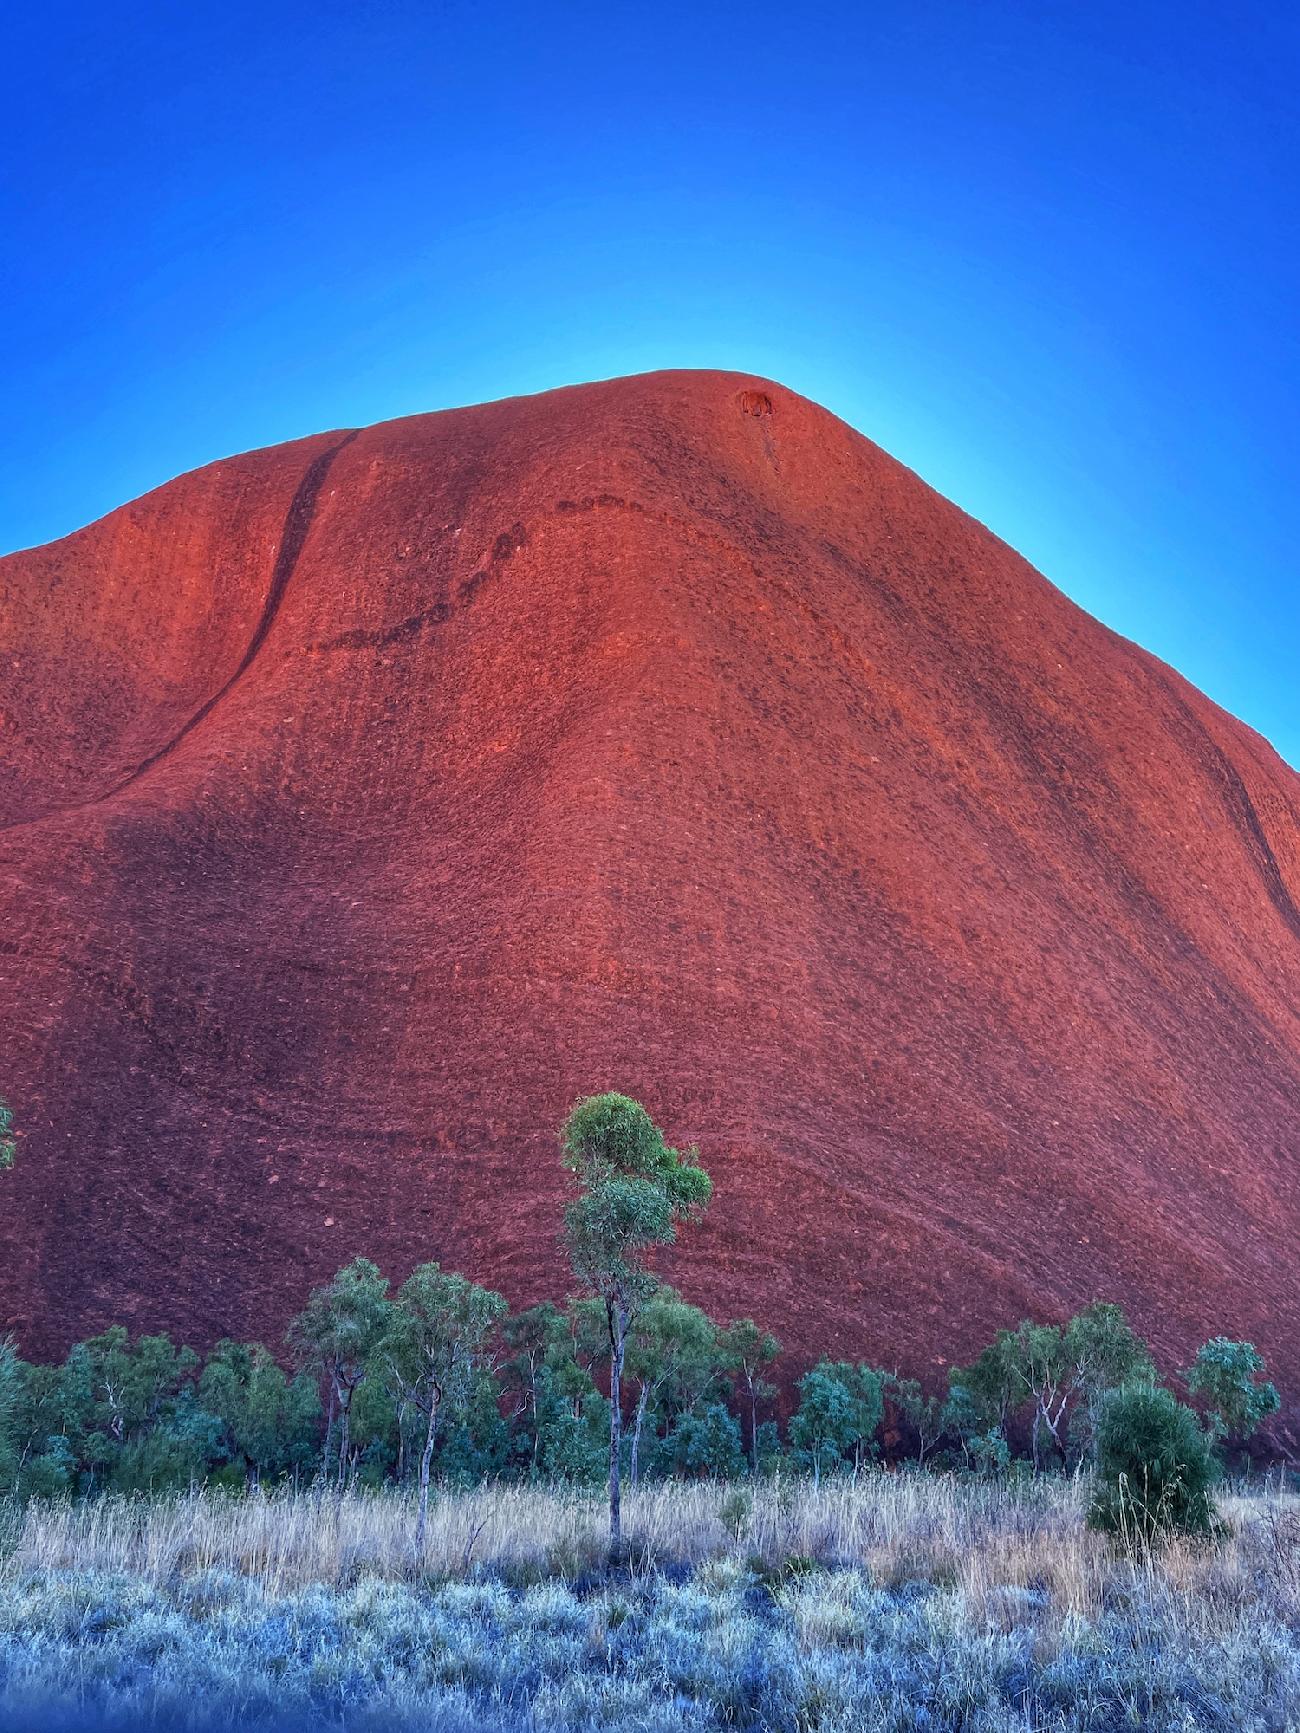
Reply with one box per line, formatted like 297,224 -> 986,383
3,371 -> 1298,1404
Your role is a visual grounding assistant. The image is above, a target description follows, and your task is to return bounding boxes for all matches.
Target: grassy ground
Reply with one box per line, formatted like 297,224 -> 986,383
0,1475 -> 1297,1730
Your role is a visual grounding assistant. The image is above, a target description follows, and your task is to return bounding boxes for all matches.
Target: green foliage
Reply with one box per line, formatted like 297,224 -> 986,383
108,1386 -> 224,1491
67,1327 -> 202,1489
720,1318 -> 781,1473
379,1261 -> 507,1536
381,1262 -> 507,1424
537,1386 -> 611,1482
1089,1383 -> 1218,1546
886,1374 -> 946,1463
199,1341 -> 320,1484
0,1338 -> 23,1488
1184,1338 -> 1280,1445
941,1377 -> 1007,1473
626,1289 -> 718,1408
432,1366 -> 511,1483
625,1287 -> 721,1481
967,1425 -> 1012,1476
790,1361 -> 884,1480
287,1257 -> 392,1487
561,1093 -> 712,1310
0,1096 -> 15,1169
499,1301 -> 613,1483
661,1400 -> 746,1478
0,1328 -> 225,1494
1063,1303 -> 1156,1464
1065,1303 -> 1155,1394
287,1259 -> 392,1387
951,1303 -> 1158,1471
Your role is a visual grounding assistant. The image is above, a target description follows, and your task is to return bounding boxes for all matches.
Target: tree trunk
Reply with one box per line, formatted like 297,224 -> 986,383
607,1299 -> 627,1559
337,1386 -> 351,1492
414,1393 -> 440,1553
749,1380 -> 759,1475
629,1383 -> 650,1488
323,1379 -> 337,1480
396,1397 -> 409,1485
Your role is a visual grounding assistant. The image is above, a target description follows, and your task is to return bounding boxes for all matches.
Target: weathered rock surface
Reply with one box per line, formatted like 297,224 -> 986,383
2,371 -> 1298,1401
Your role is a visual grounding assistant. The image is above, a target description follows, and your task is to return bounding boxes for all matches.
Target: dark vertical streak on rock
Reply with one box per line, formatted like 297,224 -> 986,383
105,428 -> 361,796
0,430 -> 361,836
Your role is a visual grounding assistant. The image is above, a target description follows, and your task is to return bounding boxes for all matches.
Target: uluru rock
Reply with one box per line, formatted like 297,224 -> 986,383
2,371 -> 1299,1405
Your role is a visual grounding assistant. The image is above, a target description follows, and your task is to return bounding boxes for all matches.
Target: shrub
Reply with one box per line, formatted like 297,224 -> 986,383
1088,1383 -> 1217,1546
663,1402 -> 746,1479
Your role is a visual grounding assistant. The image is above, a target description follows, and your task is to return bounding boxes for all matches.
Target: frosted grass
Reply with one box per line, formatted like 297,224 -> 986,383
1,1475 -> 1296,1731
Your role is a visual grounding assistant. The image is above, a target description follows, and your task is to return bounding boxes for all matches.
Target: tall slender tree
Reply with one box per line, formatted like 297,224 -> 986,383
561,1093 -> 712,1559
287,1258 -> 391,1489
380,1262 -> 507,1550
720,1319 -> 781,1474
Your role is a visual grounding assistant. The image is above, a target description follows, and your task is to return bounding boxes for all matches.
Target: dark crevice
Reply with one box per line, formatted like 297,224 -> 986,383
105,428 -> 361,796
2,429 -> 359,831
312,519 -> 528,654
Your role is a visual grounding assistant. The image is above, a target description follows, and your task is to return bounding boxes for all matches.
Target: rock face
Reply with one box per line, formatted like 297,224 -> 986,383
2,371 -> 1299,1400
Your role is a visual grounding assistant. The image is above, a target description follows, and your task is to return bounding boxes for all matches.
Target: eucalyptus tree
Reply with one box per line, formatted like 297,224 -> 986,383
885,1373 -> 946,1466
500,1302 -> 568,1472
790,1361 -> 885,1483
623,1287 -> 718,1486
199,1340 -> 320,1487
719,1319 -> 781,1473
1184,1337 -> 1280,1449
952,1322 -> 1069,1471
380,1261 -> 507,1549
561,1092 -> 712,1557
287,1257 -> 391,1489
1063,1302 -> 1155,1464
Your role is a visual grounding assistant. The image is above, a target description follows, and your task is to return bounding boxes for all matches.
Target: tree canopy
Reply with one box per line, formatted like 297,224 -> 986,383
561,1093 -> 712,1554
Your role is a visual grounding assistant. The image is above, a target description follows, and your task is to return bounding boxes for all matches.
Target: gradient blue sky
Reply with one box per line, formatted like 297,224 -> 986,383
3,2 -> 1296,763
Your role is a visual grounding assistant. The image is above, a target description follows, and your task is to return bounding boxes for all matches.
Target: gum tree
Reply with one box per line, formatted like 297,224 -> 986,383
1064,1302 -> 1155,1464
720,1319 -> 781,1474
1184,1338 -> 1280,1450
380,1261 -> 507,1549
199,1341 -> 320,1487
790,1361 -> 885,1483
0,1097 -> 15,1170
623,1288 -> 718,1486
287,1258 -> 391,1489
561,1093 -> 712,1558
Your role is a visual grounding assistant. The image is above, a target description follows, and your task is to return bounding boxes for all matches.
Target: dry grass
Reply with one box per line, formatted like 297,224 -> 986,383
6,1471 -> 1292,1608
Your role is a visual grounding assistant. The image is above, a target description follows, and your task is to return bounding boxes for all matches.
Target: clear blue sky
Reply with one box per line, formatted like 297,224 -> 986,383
3,2 -> 1296,764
